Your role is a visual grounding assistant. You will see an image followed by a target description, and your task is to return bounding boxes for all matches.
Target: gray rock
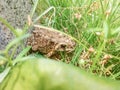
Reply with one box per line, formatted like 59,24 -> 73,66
0,0 -> 32,28
0,0 -> 32,50
0,23 -> 14,50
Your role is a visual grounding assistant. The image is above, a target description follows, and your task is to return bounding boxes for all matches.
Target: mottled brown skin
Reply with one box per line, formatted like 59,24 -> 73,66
27,25 -> 76,59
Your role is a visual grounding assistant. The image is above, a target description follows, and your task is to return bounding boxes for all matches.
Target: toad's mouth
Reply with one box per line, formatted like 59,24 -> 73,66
58,48 -> 75,52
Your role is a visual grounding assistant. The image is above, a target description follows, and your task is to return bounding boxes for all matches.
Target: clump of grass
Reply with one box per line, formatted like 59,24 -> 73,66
35,0 -> 120,80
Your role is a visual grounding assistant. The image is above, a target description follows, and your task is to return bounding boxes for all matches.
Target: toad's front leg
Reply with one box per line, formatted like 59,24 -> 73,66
46,50 -> 56,57
45,44 -> 60,57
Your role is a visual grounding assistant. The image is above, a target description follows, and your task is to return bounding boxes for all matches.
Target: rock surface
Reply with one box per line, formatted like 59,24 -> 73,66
0,0 -> 32,50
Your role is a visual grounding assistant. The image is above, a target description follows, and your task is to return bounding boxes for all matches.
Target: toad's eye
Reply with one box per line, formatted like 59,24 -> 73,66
60,44 -> 66,49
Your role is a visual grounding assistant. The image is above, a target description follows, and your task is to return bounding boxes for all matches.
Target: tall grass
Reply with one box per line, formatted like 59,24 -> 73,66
35,0 -> 120,80
0,0 -> 119,80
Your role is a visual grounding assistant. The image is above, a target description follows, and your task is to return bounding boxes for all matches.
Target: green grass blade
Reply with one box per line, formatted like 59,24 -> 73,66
16,46 -> 31,59
0,17 -> 17,36
5,34 -> 30,53
30,0 -> 39,18
33,6 -> 55,24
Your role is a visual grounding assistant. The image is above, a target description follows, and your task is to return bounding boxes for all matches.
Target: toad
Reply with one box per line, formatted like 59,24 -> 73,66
27,25 -> 76,59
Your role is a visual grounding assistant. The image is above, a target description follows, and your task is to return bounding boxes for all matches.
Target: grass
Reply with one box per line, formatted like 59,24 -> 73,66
0,0 -> 119,81
35,0 -> 120,80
